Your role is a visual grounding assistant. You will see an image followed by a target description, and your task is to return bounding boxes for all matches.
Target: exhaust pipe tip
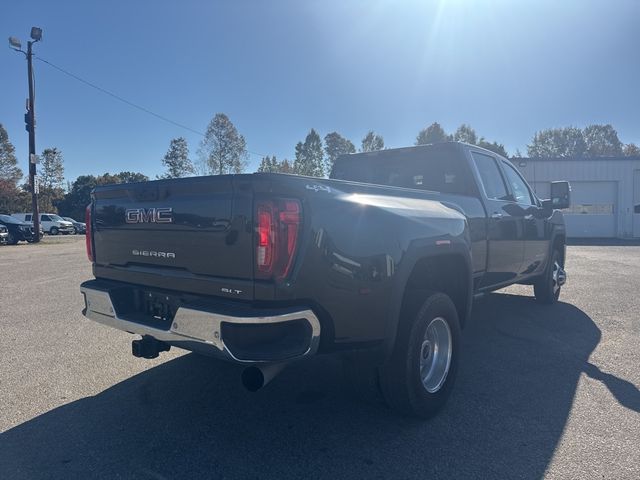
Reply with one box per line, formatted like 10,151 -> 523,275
241,367 -> 266,392
241,363 -> 286,392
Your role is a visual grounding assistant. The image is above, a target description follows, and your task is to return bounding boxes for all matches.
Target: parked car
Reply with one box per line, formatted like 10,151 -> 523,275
81,142 -> 570,418
12,213 -> 75,235
0,214 -> 39,244
0,224 -> 8,245
62,217 -> 86,234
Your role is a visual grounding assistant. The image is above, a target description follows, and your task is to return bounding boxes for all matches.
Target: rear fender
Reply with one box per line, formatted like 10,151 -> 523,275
382,239 -> 473,359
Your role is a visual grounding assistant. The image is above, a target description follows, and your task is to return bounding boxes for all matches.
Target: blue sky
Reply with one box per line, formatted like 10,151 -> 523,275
2,0 -> 639,182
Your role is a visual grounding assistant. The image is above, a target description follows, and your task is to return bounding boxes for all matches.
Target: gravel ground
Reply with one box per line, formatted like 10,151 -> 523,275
1,236 -> 638,479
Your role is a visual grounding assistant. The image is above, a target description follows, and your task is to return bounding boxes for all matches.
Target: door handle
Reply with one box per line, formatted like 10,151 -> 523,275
524,214 -> 534,220
491,212 -> 503,219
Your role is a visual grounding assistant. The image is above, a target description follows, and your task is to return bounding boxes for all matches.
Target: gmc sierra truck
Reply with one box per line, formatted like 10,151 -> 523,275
80,142 -> 570,418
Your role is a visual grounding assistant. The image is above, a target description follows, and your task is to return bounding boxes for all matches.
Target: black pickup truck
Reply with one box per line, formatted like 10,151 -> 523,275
81,142 -> 569,418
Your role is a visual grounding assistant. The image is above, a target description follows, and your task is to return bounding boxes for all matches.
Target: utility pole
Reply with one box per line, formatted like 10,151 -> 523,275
9,27 -> 43,242
26,38 -> 40,240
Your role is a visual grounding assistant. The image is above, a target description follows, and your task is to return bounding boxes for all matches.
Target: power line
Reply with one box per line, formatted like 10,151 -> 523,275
34,55 -> 266,157
35,56 -> 206,136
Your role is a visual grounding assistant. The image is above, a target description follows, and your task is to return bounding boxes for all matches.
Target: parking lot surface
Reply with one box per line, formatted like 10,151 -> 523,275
1,236 -> 639,479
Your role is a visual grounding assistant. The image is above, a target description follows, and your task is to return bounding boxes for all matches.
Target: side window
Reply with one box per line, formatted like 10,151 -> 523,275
501,161 -> 534,205
25,214 -> 32,221
471,152 -> 509,200
41,215 -> 51,222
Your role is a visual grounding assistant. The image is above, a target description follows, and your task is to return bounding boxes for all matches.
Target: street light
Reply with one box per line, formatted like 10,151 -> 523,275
9,27 -> 43,242
8,36 -> 22,50
30,27 -> 42,41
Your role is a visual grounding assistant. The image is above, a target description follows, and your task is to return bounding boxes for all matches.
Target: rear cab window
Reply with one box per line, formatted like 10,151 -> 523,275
331,145 -> 477,197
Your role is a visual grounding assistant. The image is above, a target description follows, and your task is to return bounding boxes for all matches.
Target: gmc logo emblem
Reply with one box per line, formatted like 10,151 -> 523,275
125,207 -> 173,224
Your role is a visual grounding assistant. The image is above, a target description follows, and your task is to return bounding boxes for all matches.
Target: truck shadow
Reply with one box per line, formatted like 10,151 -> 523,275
2,293 -> 637,479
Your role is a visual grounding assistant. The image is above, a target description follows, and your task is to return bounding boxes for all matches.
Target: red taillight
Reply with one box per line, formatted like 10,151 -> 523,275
85,204 -> 93,262
279,200 -> 301,277
257,203 -> 275,273
256,199 -> 302,280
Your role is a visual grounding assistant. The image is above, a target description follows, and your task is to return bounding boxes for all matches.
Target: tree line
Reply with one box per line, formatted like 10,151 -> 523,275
254,121 -> 639,175
526,125 -> 639,157
0,122 -> 151,219
1,117 -> 638,218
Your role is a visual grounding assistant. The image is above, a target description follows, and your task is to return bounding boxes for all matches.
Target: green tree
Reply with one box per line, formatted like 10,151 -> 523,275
40,148 -> 65,191
293,129 -> 324,177
453,124 -> 478,145
113,171 -> 149,183
477,139 -> 509,157
451,123 -> 508,156
583,124 -> 623,157
256,156 -> 294,174
360,130 -> 384,152
161,137 -> 194,178
39,147 -> 65,213
0,123 -> 22,184
324,132 -> 355,172
198,113 -> 248,175
527,127 -> 586,158
57,172 -> 148,220
416,122 -> 451,145
56,175 -> 97,220
623,143 -> 640,156
0,180 -> 30,214
257,155 -> 280,173
279,158 -> 293,173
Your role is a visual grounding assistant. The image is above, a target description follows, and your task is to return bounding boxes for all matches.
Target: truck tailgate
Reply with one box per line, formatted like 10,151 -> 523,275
92,176 -> 254,298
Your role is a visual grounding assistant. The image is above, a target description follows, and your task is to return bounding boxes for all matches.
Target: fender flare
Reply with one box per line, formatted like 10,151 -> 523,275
381,240 -> 473,358
546,225 -> 567,271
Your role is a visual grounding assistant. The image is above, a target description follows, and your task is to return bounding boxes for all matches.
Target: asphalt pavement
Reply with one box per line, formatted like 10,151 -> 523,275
1,236 -> 638,479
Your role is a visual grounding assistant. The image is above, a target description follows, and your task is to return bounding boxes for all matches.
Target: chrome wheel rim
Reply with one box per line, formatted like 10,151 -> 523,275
551,261 -> 564,294
419,317 -> 452,393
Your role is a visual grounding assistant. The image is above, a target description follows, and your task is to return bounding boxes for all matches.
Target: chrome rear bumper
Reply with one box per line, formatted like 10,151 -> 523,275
80,281 -> 320,363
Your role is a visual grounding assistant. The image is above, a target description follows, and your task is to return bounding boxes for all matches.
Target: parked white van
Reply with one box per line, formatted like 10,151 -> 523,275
12,213 -> 75,235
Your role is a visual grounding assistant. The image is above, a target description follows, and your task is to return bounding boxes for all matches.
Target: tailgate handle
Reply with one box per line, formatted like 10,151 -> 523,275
133,188 -> 159,202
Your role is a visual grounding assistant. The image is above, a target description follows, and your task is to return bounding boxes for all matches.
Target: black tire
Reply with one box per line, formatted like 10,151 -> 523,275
50,227 -> 59,235
534,249 -> 563,304
379,292 -> 461,419
7,232 -> 18,245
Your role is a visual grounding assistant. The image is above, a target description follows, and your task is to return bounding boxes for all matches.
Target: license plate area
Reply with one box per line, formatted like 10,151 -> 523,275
141,291 -> 178,323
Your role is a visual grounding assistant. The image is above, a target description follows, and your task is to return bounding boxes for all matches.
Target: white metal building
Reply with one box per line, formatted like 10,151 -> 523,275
515,157 -> 640,238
